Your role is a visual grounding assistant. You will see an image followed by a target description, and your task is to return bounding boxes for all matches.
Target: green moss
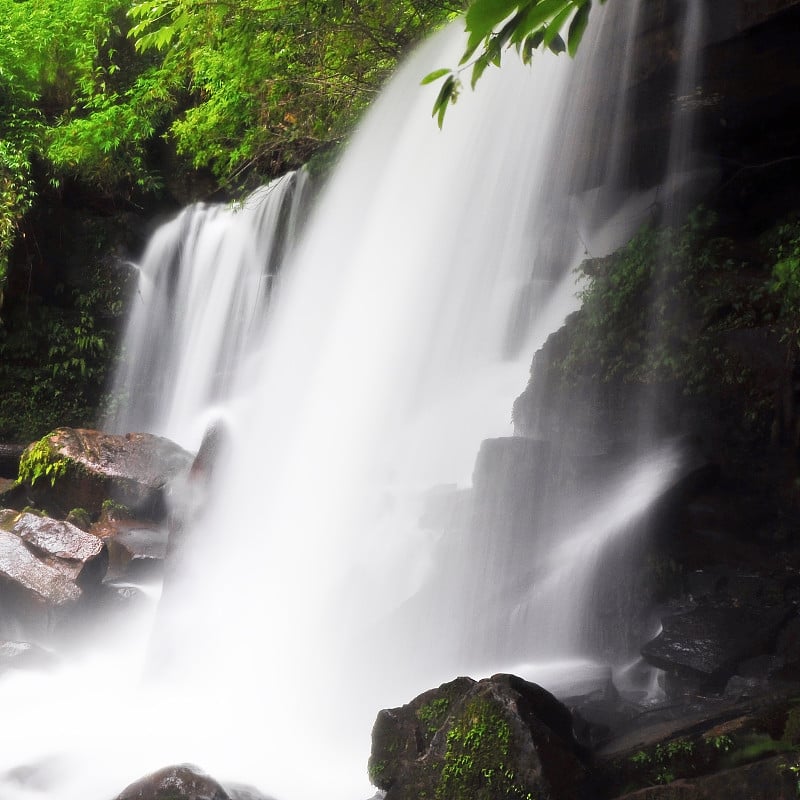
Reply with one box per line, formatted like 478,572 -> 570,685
552,208 -> 775,434
436,696 -> 534,800
726,733 -> 794,766
101,498 -> 132,518
368,760 -> 387,783
18,434 -> 69,487
66,507 -> 92,528
417,697 -> 452,734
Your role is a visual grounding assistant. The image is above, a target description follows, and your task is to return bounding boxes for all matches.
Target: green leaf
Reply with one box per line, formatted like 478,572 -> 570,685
471,53 -> 491,88
421,68 -> 451,86
432,74 -> 456,129
460,29 -> 487,66
521,29 -> 544,64
567,1 -> 591,57
509,0 -> 570,45
547,32 -> 566,54
543,4 -> 573,46
464,0 -> 520,43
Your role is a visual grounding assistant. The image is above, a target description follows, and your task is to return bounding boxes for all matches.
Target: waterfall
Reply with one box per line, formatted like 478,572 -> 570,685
106,170 -> 310,450
0,3 -> 706,800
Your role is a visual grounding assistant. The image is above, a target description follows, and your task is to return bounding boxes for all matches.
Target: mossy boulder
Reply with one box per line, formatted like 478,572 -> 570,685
17,428 -> 193,521
369,673 -> 588,800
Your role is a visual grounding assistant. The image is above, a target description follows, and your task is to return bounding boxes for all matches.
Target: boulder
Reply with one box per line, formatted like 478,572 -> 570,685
0,509 -> 108,638
641,601 -> 793,694
18,428 -> 193,521
113,764 -> 230,800
0,527 -> 82,620
5,510 -> 107,587
369,673 -> 587,800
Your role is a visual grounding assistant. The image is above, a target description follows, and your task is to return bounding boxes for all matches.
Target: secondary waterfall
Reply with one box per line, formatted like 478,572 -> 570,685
0,3 -> 706,800
107,170 -> 310,449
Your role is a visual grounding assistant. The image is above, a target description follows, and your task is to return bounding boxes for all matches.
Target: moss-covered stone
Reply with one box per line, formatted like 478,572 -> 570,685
369,674 -> 587,800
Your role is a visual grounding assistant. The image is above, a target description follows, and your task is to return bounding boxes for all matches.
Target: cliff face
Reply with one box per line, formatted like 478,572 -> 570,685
619,0 -> 800,227
508,0 -> 800,700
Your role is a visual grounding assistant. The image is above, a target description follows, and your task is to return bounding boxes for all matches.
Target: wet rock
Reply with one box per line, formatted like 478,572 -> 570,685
641,601 -> 793,694
0,640 -> 58,672
369,673 -> 586,800
0,479 -> 25,511
113,764 -> 230,800
91,510 -> 167,579
610,754 -> 798,799
7,511 -> 107,587
19,428 -> 192,521
0,527 -> 82,612
0,443 -> 25,478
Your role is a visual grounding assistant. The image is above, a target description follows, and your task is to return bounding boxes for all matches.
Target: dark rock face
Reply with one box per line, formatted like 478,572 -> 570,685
0,443 -> 25,479
20,428 -> 192,520
369,674 -> 587,800
610,755 -> 798,799
641,602 -> 793,695
113,764 -> 231,800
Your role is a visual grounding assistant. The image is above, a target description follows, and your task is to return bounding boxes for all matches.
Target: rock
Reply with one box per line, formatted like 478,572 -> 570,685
0,527 -> 82,619
91,510 -> 167,579
610,755 -> 798,799
368,673 -> 587,800
0,479 -> 25,510
113,764 -> 230,800
641,601 -> 793,694
18,428 -> 193,521
0,640 -> 58,672
6,510 -> 107,587
0,442 -> 25,478
0,509 -> 108,638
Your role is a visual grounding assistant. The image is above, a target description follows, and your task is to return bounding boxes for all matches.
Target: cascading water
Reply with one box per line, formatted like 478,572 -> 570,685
106,170 -> 310,449
0,4 -> 704,800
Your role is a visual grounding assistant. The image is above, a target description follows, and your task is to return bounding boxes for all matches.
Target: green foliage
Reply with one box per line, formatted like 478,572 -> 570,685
0,0 -> 457,300
437,696 -> 534,800
769,219 -> 800,355
18,435 -> 68,487
426,0 -> 604,124
555,208 -> 770,406
0,258 -> 128,440
630,738 -> 696,785
417,697 -> 452,734
125,0 -> 461,183
704,733 -> 734,753
367,759 -> 387,783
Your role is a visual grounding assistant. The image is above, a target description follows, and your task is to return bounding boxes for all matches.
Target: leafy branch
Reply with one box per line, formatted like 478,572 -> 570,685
425,0 -> 604,127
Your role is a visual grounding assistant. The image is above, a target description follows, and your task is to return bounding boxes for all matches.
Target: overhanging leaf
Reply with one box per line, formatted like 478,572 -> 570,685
542,4 -> 573,47
421,68 -> 451,86
567,0 -> 591,57
509,0 -> 570,46
547,32 -> 566,53
464,0 -> 520,43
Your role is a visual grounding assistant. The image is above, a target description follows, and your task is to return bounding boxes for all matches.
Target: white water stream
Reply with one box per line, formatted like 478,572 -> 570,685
0,4 -> 704,799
